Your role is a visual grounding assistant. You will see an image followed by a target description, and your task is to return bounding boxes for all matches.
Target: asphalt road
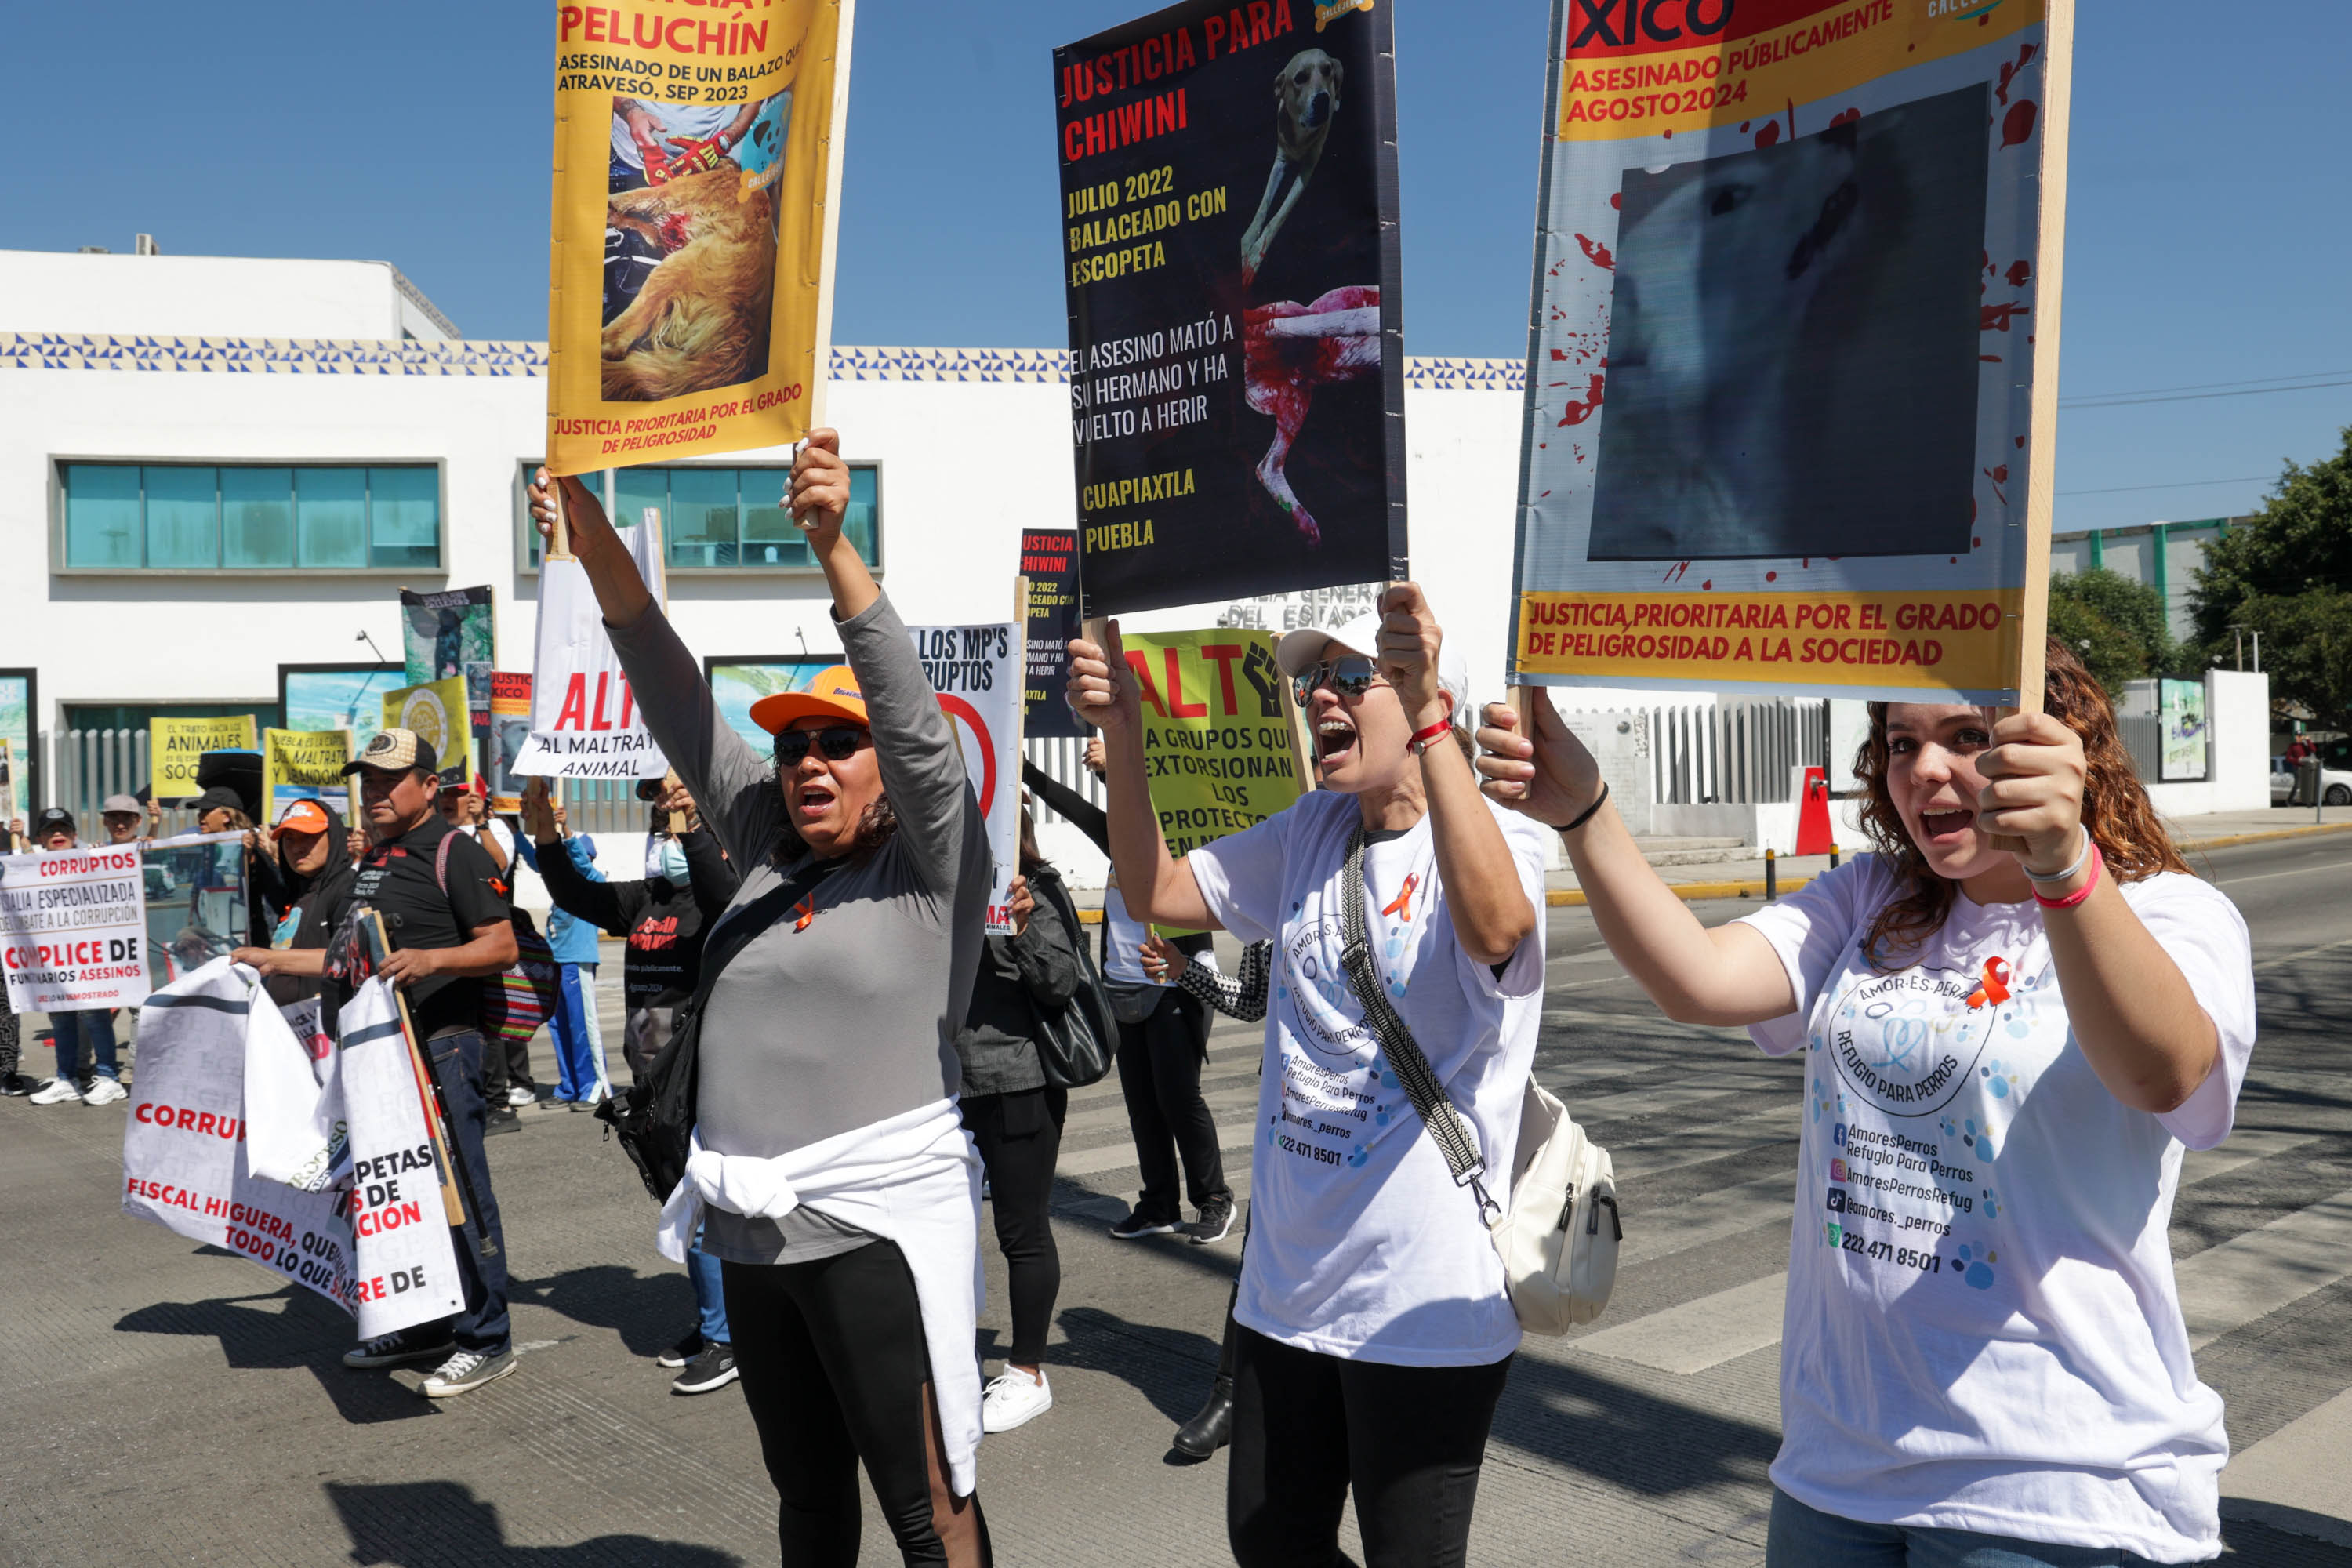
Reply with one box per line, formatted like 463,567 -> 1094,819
2,831 -> 2347,1566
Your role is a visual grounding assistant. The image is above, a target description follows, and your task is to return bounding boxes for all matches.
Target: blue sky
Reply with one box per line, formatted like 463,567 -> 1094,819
9,0 -> 2346,533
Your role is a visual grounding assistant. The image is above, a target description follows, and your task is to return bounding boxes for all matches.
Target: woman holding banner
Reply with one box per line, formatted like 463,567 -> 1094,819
1474,642 -> 2256,1567
1068,591 -> 1548,1567
529,437 -> 995,1568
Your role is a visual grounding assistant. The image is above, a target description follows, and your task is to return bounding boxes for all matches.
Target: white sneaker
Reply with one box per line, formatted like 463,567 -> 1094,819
28,1077 -> 85,1106
980,1366 -> 1053,1433
82,1077 -> 128,1106
504,1086 -> 536,1108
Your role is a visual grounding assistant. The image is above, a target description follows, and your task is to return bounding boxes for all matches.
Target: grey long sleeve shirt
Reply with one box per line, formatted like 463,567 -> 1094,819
608,591 -> 990,1256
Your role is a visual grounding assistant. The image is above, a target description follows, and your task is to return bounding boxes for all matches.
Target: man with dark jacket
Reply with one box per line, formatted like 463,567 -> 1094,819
531,783 -> 742,1394
241,728 -> 521,1399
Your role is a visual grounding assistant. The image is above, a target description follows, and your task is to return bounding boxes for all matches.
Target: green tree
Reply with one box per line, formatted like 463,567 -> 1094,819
2047,568 -> 2172,695
2189,423 -> 2352,727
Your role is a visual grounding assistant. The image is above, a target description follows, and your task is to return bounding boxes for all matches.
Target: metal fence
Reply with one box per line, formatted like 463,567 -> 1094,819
1646,699 -> 1829,806
1022,735 -> 1105,826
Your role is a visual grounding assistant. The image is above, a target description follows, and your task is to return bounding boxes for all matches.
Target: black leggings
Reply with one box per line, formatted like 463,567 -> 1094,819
960,1087 -> 1065,1367
1227,1325 -> 1511,1568
1116,987 -> 1229,1215
724,1242 -> 989,1567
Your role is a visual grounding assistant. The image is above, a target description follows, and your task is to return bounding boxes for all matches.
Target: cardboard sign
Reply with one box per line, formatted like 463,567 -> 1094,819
1507,0 -> 2073,703
150,715 -> 258,801
545,0 -> 853,473
261,728 -> 354,822
515,511 -> 671,780
909,625 -> 1022,935
122,961 -> 357,1317
1120,628 -> 1303,856
1053,0 -> 1408,615
0,841 -> 151,1013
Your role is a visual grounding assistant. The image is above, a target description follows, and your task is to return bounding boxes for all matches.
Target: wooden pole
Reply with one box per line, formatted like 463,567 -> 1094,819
805,0 -> 856,437
361,912 -> 470,1232
2011,0 -> 2076,720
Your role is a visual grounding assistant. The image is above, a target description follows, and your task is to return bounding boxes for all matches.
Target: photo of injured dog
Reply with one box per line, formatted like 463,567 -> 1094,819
1587,85 -> 1991,562
601,91 -> 793,404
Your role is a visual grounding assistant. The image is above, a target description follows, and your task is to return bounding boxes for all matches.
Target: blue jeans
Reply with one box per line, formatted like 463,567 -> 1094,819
423,1029 -> 511,1355
52,1010 -> 119,1083
689,1225 -> 729,1345
1768,1488 -> 2159,1567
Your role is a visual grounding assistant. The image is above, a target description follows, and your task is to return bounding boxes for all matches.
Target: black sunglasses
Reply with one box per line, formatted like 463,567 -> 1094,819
1290,655 -> 1382,706
774,725 -> 872,766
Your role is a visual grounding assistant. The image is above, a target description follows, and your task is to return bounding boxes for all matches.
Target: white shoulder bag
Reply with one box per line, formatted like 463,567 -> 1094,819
1338,827 -> 1621,1333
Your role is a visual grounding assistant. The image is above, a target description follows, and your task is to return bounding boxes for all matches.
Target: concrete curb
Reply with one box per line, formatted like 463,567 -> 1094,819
1081,822 -> 2352,918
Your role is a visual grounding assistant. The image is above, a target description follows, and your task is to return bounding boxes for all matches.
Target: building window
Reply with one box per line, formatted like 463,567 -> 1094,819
59,463 -> 441,572
519,462 -> 880,572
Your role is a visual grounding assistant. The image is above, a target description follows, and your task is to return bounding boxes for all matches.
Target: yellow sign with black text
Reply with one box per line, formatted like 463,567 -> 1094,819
1120,630 -> 1304,858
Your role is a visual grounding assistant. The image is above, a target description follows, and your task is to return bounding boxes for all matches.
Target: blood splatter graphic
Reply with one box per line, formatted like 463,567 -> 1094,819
1995,44 -> 2038,106
1610,192 -> 1622,209
1557,374 -> 1605,427
1828,107 -> 1860,127
2004,260 -> 2031,287
1989,465 -> 2008,483
1701,580 -> 1712,590
1765,571 -> 1778,583
2015,435 -> 2026,448
1981,250 -> 1993,277
2001,100 -> 2038,147
1982,467 -> 2009,506
1972,536 -> 1983,548
1980,302 -> 2030,332
1755,121 -> 1780,148
1980,354 -> 2002,363
1738,121 -> 1750,132
1662,561 -> 1693,585
1576,234 -> 1615,270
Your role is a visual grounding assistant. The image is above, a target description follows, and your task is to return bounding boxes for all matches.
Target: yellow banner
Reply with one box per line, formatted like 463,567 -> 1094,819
1558,0 -> 2041,141
150,716 -> 259,801
1515,590 -> 2024,694
1122,630 -> 1305,859
546,0 -> 848,474
382,678 -> 474,789
262,729 -> 354,822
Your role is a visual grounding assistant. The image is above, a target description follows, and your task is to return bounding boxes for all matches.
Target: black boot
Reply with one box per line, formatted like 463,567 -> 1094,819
1172,1373 -> 1234,1458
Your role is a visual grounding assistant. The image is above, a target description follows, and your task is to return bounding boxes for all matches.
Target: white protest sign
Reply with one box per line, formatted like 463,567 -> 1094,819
0,841 -> 151,1013
514,510 -> 670,781
121,960 -> 356,1315
334,978 -> 468,1337
909,624 -> 1022,935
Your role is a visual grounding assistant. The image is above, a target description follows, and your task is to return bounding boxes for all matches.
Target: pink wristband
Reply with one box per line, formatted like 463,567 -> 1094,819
2031,840 -> 2102,911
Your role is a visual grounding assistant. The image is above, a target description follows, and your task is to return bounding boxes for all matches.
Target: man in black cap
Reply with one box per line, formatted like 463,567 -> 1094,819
23,808 -> 130,1107
242,728 -> 522,1397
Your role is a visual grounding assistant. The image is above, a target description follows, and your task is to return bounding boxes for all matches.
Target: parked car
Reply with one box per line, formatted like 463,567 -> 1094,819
2271,753 -> 2352,806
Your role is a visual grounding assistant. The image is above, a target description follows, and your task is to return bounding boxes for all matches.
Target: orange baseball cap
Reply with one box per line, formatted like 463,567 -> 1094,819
749,665 -> 869,735
275,800 -> 333,835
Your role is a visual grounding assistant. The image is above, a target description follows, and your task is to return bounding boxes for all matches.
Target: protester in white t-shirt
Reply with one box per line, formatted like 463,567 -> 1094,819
1475,639 -> 2255,1567
1068,586 -> 1545,1568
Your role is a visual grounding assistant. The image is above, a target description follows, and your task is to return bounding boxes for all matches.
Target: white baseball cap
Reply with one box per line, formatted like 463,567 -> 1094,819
1276,612 -> 1472,729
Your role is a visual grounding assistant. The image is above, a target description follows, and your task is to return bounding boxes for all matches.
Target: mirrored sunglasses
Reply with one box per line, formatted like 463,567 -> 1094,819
1291,655 -> 1382,706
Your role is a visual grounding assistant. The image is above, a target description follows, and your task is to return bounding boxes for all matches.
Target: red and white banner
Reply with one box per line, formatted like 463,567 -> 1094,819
1,842 -> 151,1013
514,510 -> 670,781
333,978 -> 468,1338
909,624 -> 1021,935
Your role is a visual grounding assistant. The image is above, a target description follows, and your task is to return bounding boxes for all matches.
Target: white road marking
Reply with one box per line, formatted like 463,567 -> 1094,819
2180,1189 -> 2352,1351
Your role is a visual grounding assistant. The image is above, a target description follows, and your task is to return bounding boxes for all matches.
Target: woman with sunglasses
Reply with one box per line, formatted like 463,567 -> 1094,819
1475,643 -> 2256,1567
529,434 -> 994,1568
1068,586 -> 1548,1568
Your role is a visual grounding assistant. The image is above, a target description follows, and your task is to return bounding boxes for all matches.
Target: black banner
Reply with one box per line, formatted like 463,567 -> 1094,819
1021,528 -> 1091,739
1054,0 -> 1406,617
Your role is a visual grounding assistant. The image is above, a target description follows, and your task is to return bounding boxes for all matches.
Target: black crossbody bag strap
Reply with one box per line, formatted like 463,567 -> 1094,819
1337,826 -> 1500,1226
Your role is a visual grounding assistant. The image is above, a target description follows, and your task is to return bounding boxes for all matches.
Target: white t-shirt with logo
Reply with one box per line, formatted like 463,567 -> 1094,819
1737,858 -> 2255,1562
1189,790 -> 1549,1367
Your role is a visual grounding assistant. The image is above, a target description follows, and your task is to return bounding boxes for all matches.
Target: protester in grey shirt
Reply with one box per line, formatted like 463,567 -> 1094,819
532,433 -> 994,1567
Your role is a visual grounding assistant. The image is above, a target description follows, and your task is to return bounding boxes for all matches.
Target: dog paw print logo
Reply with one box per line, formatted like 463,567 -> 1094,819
1373,1101 -> 1392,1127
1956,1117 -> 1996,1163
1980,1187 -> 2000,1219
1940,1114 -> 1960,1140
1810,1077 -> 1835,1123
1346,1145 -> 1370,1168
1951,1243 -> 1998,1290
1980,1058 -> 2020,1100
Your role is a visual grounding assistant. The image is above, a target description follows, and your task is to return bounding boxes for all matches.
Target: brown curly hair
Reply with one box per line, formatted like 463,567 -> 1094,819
1853,637 -> 2190,968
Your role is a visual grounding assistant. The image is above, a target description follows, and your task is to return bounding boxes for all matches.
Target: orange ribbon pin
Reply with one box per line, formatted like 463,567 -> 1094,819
793,896 -> 817,932
1381,873 -> 1418,923
1965,956 -> 2012,1010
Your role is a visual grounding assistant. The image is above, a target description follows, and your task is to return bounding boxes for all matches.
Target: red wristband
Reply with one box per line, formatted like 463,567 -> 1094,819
1406,719 -> 1454,755
2031,840 -> 2103,911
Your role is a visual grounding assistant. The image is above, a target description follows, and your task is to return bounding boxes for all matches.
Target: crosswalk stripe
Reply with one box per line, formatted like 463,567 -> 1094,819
1616,1173 -> 1795,1269
2218,1387 -> 2352,1548
1055,1123 -> 1264,1178
1577,1146 -> 2345,1374
2179,1188 -> 2352,1350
